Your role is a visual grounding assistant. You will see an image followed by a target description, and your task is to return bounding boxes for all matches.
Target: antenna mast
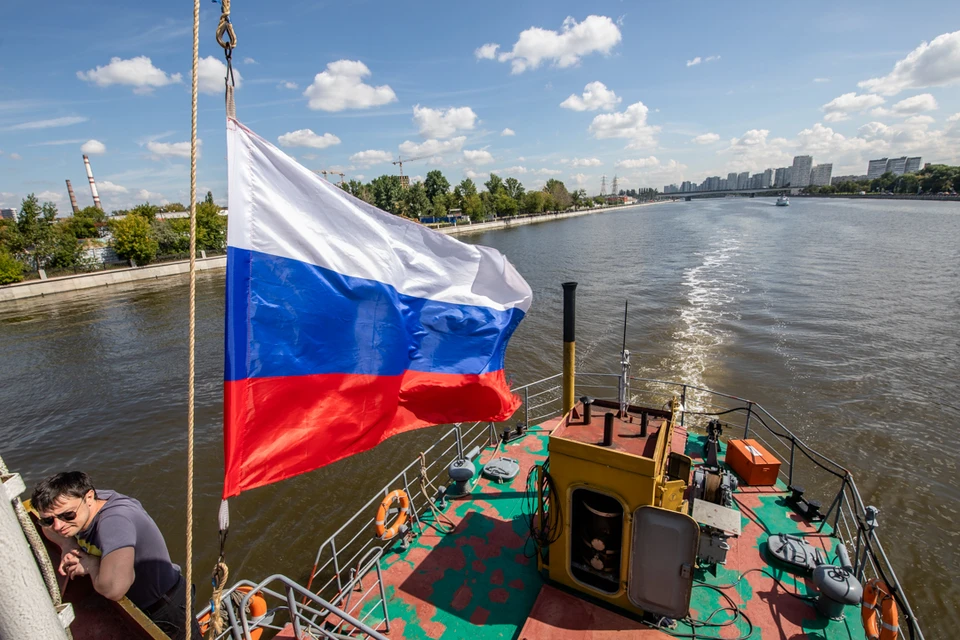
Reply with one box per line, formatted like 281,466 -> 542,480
619,300 -> 630,418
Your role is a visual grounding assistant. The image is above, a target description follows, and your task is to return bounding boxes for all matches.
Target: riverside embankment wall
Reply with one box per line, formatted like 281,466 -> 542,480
0,202 -> 664,303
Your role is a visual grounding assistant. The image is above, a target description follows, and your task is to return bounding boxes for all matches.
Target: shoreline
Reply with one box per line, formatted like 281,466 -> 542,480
0,201 -> 668,303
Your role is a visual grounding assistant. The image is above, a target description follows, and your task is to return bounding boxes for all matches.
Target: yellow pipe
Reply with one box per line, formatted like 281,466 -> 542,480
563,340 -> 575,415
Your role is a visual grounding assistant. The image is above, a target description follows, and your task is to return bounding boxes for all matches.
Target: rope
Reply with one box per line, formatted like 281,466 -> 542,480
185,0 -> 200,636
207,561 -> 229,638
418,453 -> 457,534
216,0 -> 237,119
0,455 -> 71,639
203,3 -> 239,636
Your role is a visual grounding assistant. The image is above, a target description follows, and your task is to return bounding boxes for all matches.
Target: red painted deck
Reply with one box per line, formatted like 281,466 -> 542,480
518,585 -> 666,639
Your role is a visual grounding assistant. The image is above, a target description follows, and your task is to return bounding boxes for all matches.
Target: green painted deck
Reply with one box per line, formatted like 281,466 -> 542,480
351,421 -> 868,639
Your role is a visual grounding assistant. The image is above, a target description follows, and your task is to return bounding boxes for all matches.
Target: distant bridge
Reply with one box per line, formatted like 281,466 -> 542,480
658,187 -> 800,201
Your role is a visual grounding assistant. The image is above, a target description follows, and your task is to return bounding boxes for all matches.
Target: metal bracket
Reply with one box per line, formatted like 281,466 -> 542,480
56,603 -> 75,630
2,473 -> 26,502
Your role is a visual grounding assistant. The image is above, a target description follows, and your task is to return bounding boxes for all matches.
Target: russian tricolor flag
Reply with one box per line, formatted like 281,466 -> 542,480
222,119 -> 532,498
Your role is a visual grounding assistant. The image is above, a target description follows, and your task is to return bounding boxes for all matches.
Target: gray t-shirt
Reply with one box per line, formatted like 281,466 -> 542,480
75,490 -> 180,609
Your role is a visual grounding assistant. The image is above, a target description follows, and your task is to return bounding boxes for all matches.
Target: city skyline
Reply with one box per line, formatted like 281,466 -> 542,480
1,1 -> 960,210
663,154 -> 922,194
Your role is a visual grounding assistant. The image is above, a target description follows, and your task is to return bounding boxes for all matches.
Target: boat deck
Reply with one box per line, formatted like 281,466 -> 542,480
358,414 -> 868,640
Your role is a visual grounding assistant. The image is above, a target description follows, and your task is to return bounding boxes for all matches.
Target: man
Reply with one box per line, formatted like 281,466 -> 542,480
31,471 -> 202,640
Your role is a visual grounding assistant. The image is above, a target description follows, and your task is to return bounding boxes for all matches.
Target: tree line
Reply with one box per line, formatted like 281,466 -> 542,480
339,170 -> 594,220
803,164 -> 960,196
0,192 -> 226,285
0,168 -> 629,286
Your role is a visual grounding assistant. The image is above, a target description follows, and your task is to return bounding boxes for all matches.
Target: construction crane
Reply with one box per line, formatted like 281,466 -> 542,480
392,154 -> 429,188
315,170 -> 346,187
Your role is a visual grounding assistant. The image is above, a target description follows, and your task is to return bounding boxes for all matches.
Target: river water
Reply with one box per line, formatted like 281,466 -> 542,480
1,198 -> 957,636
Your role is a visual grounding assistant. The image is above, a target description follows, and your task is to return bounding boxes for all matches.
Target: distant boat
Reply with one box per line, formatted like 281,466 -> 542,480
776,194 -> 790,206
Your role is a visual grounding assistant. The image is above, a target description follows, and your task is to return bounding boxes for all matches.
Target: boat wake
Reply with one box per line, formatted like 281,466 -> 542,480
665,239 -> 744,411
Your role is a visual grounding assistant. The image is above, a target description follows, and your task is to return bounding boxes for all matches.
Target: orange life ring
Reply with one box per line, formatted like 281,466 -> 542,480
197,585 -> 267,640
862,578 -> 899,640
375,489 -> 410,540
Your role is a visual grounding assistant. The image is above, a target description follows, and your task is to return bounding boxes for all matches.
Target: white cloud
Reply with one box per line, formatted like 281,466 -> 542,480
821,92 -> 886,122
198,56 -> 243,95
570,157 -> 602,167
718,129 -> 792,172
6,116 -> 88,131
29,139 -> 85,146
891,93 -> 938,114
97,181 -> 128,194
622,159 -> 687,189
77,56 -> 182,94
475,43 -> 500,60
399,137 -> 465,157
36,190 -> 66,205
823,112 -> 850,123
560,81 -> 621,111
502,165 -> 528,174
136,188 -> 163,201
413,105 -> 477,139
588,101 -> 660,149
463,149 -> 495,165
9,153 -> 21,160
904,114 -> 935,125
303,60 -> 397,111
858,30 -> 960,96
947,112 -> 960,123
692,133 -> 720,144
813,78 -> 830,83
349,149 -> 394,167
277,129 -> 341,149
146,140 -> 196,159
570,173 -> 588,186
242,57 -> 257,65
533,168 -> 563,176
795,123 -> 881,162
493,15 -> 622,74
616,156 -> 659,169
81,139 -> 106,155
501,128 -> 516,136
856,118 -> 955,163
279,81 -> 298,90
870,93 -> 938,118
686,55 -> 719,67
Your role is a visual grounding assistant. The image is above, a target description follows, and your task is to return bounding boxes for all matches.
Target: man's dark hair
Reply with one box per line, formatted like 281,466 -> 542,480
31,471 -> 97,513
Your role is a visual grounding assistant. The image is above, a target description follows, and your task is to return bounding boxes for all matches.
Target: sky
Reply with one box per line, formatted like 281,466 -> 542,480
2,0 -> 960,212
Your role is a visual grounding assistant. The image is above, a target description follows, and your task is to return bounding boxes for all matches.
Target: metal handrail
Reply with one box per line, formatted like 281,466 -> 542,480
196,571 -> 389,640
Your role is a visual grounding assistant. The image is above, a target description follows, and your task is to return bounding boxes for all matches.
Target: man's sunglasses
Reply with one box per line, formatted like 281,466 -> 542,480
38,510 -> 79,527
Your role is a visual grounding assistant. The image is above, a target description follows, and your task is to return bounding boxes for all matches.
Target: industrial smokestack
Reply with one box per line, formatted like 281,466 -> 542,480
65,180 -> 80,214
83,155 -> 102,211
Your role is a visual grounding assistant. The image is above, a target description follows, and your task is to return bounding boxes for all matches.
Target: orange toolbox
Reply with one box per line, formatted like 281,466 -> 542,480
726,439 -> 781,486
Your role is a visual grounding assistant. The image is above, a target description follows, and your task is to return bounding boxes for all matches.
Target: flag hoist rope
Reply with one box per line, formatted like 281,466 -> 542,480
202,2 -> 238,638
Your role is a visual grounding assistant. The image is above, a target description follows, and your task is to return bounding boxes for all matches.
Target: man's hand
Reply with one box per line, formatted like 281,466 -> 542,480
61,549 -> 99,580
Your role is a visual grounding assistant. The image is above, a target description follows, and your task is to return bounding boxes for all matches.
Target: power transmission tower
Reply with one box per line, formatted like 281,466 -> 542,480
611,175 -> 619,196
600,175 -> 607,197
